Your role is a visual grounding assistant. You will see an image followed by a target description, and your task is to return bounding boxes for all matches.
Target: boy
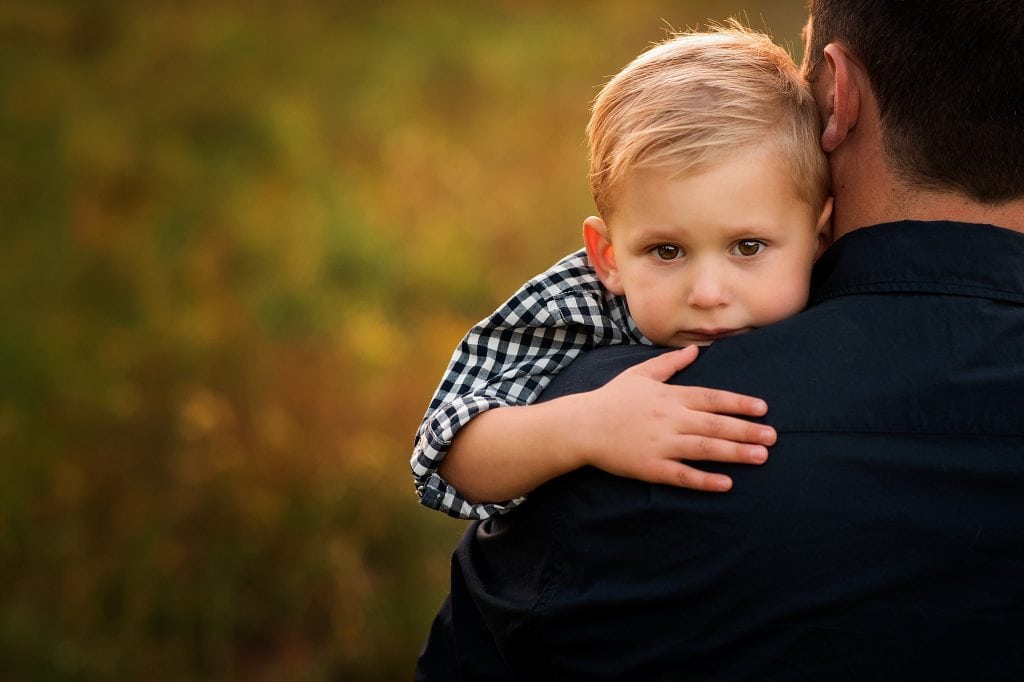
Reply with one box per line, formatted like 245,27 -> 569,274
412,24 -> 832,519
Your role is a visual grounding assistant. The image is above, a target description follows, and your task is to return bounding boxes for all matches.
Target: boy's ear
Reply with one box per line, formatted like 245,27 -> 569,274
582,216 -> 625,295
814,196 -> 835,261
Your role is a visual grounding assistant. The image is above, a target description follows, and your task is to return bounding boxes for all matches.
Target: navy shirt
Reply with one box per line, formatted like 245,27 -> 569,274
417,221 -> 1024,681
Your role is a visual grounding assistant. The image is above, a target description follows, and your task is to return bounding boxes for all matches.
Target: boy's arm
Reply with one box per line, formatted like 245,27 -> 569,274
440,345 -> 776,504
413,394 -> 523,520
412,250 -> 626,519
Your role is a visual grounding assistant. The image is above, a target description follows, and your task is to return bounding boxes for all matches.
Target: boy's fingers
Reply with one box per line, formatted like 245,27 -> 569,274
649,461 -> 733,492
686,413 -> 776,446
677,385 -> 768,416
629,346 -> 699,382
672,435 -> 770,465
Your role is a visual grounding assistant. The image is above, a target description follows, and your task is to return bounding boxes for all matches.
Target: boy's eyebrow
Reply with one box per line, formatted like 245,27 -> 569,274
622,225 -> 686,243
624,220 -> 784,246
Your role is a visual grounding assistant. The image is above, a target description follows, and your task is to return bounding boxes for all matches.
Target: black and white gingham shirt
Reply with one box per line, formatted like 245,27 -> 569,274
412,248 -> 649,519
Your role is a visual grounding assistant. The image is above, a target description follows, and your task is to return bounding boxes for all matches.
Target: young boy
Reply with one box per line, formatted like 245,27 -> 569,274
412,25 -> 833,520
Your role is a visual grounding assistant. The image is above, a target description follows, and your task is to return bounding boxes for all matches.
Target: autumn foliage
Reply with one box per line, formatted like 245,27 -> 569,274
0,1 -> 802,678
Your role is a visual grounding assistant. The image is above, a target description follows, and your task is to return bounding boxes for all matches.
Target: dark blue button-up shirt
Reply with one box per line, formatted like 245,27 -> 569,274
418,221 -> 1024,681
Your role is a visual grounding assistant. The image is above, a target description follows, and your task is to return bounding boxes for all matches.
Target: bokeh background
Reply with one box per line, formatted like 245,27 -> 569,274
0,1 -> 807,679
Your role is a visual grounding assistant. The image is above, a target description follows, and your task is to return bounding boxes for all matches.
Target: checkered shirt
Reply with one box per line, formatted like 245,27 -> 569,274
411,248 -> 649,519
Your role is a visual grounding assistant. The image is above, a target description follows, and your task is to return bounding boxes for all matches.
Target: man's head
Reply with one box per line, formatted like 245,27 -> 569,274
803,0 -> 1024,204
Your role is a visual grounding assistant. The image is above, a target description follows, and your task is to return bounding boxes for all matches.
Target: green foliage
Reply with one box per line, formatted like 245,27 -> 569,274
0,1 -> 804,679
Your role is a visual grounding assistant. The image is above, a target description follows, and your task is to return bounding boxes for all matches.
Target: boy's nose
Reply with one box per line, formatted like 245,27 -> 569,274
686,267 -> 729,309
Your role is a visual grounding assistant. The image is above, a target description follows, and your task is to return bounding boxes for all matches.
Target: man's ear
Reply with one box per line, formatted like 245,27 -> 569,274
819,43 -> 862,153
582,216 -> 624,295
813,196 -> 835,261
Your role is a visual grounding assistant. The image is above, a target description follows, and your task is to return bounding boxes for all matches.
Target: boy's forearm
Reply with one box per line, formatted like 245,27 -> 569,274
438,395 -> 594,505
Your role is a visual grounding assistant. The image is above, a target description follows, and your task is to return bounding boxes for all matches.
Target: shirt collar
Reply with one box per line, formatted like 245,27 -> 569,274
810,220 -> 1024,306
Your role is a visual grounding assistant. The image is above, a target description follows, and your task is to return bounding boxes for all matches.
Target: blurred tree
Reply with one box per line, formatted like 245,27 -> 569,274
0,0 -> 805,679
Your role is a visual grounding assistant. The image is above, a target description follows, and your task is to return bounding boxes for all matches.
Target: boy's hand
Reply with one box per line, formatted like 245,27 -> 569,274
579,346 -> 775,492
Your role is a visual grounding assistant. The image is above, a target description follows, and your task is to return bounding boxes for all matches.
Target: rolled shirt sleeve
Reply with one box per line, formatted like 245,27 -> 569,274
411,249 -> 646,519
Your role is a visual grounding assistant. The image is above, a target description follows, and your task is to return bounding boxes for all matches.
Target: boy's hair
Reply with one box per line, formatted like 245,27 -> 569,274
806,0 -> 1024,202
588,23 -> 829,218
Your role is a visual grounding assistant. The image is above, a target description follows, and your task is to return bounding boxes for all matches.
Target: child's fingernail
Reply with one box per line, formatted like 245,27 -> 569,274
759,428 -> 775,443
747,445 -> 768,463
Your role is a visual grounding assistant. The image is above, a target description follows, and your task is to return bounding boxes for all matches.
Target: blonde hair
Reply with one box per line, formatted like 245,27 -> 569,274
588,23 -> 829,217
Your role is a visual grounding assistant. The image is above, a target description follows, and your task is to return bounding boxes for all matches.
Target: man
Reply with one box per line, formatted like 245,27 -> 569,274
416,1 -> 1024,678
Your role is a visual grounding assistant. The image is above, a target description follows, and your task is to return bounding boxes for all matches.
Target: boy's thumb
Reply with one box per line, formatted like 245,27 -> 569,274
633,346 -> 699,382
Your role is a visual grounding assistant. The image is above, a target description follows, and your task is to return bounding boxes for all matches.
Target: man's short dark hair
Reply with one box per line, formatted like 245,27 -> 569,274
807,0 -> 1024,202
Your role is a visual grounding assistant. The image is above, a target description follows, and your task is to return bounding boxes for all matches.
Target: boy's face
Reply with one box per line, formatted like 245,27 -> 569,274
584,146 -> 831,347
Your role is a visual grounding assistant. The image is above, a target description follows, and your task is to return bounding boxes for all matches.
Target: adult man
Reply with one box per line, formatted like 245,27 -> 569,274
417,1 -> 1024,678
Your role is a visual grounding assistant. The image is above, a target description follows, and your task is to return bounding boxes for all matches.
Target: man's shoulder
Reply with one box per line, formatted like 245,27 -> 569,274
537,343 -> 666,397
541,309 -> 836,410
539,301 -> 882,435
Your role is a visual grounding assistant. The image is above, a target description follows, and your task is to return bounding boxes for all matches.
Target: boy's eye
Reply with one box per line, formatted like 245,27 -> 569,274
653,244 -> 682,260
732,240 -> 765,257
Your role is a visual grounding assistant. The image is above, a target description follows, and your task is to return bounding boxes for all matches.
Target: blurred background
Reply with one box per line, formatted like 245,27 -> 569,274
0,1 -> 806,679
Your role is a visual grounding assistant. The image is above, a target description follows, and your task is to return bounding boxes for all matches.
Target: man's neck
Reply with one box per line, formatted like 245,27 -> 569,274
824,101 -> 1024,239
833,175 -> 1024,239
892,191 -> 1024,232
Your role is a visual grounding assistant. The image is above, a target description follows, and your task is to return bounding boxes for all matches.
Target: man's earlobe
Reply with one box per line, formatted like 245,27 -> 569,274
582,217 -> 624,295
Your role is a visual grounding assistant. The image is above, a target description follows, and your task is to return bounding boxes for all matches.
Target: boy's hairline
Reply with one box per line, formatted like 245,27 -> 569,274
597,138 -> 828,225
587,25 -> 830,224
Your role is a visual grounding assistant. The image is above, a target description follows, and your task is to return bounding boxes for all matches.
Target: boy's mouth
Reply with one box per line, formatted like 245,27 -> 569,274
684,328 -> 748,342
